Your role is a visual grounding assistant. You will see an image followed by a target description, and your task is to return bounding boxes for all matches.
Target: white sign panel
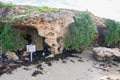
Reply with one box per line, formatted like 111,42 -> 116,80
26,45 -> 36,52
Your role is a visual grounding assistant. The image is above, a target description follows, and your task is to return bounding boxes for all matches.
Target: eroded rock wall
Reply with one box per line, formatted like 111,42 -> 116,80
0,6 -> 74,54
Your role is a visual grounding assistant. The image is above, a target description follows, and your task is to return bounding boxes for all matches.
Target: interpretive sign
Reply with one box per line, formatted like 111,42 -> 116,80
26,44 -> 36,62
26,44 -> 36,52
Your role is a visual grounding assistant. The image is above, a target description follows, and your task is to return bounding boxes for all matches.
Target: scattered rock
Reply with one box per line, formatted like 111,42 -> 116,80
46,62 -> 52,66
0,53 -> 8,61
23,67 -> 31,71
0,65 -> 7,75
0,54 -> 24,76
0,62 -> 21,76
93,66 -> 109,72
36,64 -> 43,70
45,54 -> 54,58
62,60 -> 66,64
78,59 -> 84,62
69,54 -> 82,59
70,60 -> 75,63
106,77 -> 114,80
32,70 -> 43,76
58,58 -> 62,62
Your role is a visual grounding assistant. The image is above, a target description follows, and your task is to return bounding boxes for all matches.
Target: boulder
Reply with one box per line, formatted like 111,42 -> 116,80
93,47 -> 120,61
6,52 -> 19,60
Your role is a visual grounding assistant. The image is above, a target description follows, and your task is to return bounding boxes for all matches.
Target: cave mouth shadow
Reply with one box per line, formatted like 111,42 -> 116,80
23,34 -> 32,45
13,27 -> 52,61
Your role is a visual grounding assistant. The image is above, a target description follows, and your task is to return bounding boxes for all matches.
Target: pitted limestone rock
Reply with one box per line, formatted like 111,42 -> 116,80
0,6 -> 74,54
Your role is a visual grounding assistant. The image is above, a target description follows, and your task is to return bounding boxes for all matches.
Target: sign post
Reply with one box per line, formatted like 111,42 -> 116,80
26,44 -> 36,62
30,52 -> 33,62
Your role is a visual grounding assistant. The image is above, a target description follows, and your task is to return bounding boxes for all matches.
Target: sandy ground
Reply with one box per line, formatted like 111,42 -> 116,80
0,51 -> 120,80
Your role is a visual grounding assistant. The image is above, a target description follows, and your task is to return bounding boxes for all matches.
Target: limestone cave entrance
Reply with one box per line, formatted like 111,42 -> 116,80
15,27 -> 45,51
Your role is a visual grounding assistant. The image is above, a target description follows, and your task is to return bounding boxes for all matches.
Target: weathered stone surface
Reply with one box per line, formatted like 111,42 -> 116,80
0,5 -> 107,55
0,6 -> 74,54
93,47 -> 120,61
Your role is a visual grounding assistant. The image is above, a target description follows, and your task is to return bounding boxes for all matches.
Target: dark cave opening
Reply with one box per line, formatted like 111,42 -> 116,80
13,26 -> 52,60
23,34 -> 32,45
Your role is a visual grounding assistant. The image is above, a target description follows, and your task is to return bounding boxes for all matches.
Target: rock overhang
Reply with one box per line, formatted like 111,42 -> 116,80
0,5 -> 75,54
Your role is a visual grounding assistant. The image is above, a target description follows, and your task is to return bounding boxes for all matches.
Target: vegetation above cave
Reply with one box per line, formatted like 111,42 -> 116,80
0,2 -> 60,12
26,5 -> 60,12
0,2 -> 15,8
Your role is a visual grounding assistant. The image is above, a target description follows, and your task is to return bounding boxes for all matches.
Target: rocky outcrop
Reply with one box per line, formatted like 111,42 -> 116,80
93,47 -> 120,61
0,5 -> 107,54
0,6 -> 74,54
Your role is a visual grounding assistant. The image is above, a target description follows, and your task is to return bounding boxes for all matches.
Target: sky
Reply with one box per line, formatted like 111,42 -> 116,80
0,0 -> 120,21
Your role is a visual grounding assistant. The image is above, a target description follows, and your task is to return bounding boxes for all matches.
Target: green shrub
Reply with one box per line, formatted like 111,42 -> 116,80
11,14 -> 30,21
64,11 -> 96,51
27,5 -> 60,12
0,22 -> 25,53
105,19 -> 120,46
0,3 -> 15,8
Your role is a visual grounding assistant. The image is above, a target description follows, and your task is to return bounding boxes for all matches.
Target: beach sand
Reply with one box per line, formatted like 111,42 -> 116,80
0,51 -> 120,80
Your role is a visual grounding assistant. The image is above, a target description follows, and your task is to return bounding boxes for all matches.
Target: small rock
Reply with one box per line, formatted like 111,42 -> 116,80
36,64 -> 43,70
106,77 -> 113,80
45,54 -> 54,58
58,59 -> 62,62
70,60 -> 75,63
46,62 -> 52,66
32,70 -> 43,76
78,59 -> 83,62
23,67 -> 30,71
62,60 -> 66,64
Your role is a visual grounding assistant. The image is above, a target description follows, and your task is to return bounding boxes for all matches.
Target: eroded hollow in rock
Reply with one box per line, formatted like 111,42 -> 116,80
14,26 -> 45,51
24,34 -> 32,45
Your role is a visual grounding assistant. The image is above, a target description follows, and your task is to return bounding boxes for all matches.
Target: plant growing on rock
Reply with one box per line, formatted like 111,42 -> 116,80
64,11 -> 96,52
27,5 -> 60,12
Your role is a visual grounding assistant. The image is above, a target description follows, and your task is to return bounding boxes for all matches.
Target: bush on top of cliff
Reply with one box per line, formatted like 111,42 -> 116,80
27,5 -> 60,12
0,2 -> 15,8
64,11 -> 96,52
0,2 -> 59,12
104,19 -> 120,46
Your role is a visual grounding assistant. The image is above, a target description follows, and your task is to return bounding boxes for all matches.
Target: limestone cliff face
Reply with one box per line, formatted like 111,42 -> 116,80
0,6 -> 74,54
0,4 -> 107,54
